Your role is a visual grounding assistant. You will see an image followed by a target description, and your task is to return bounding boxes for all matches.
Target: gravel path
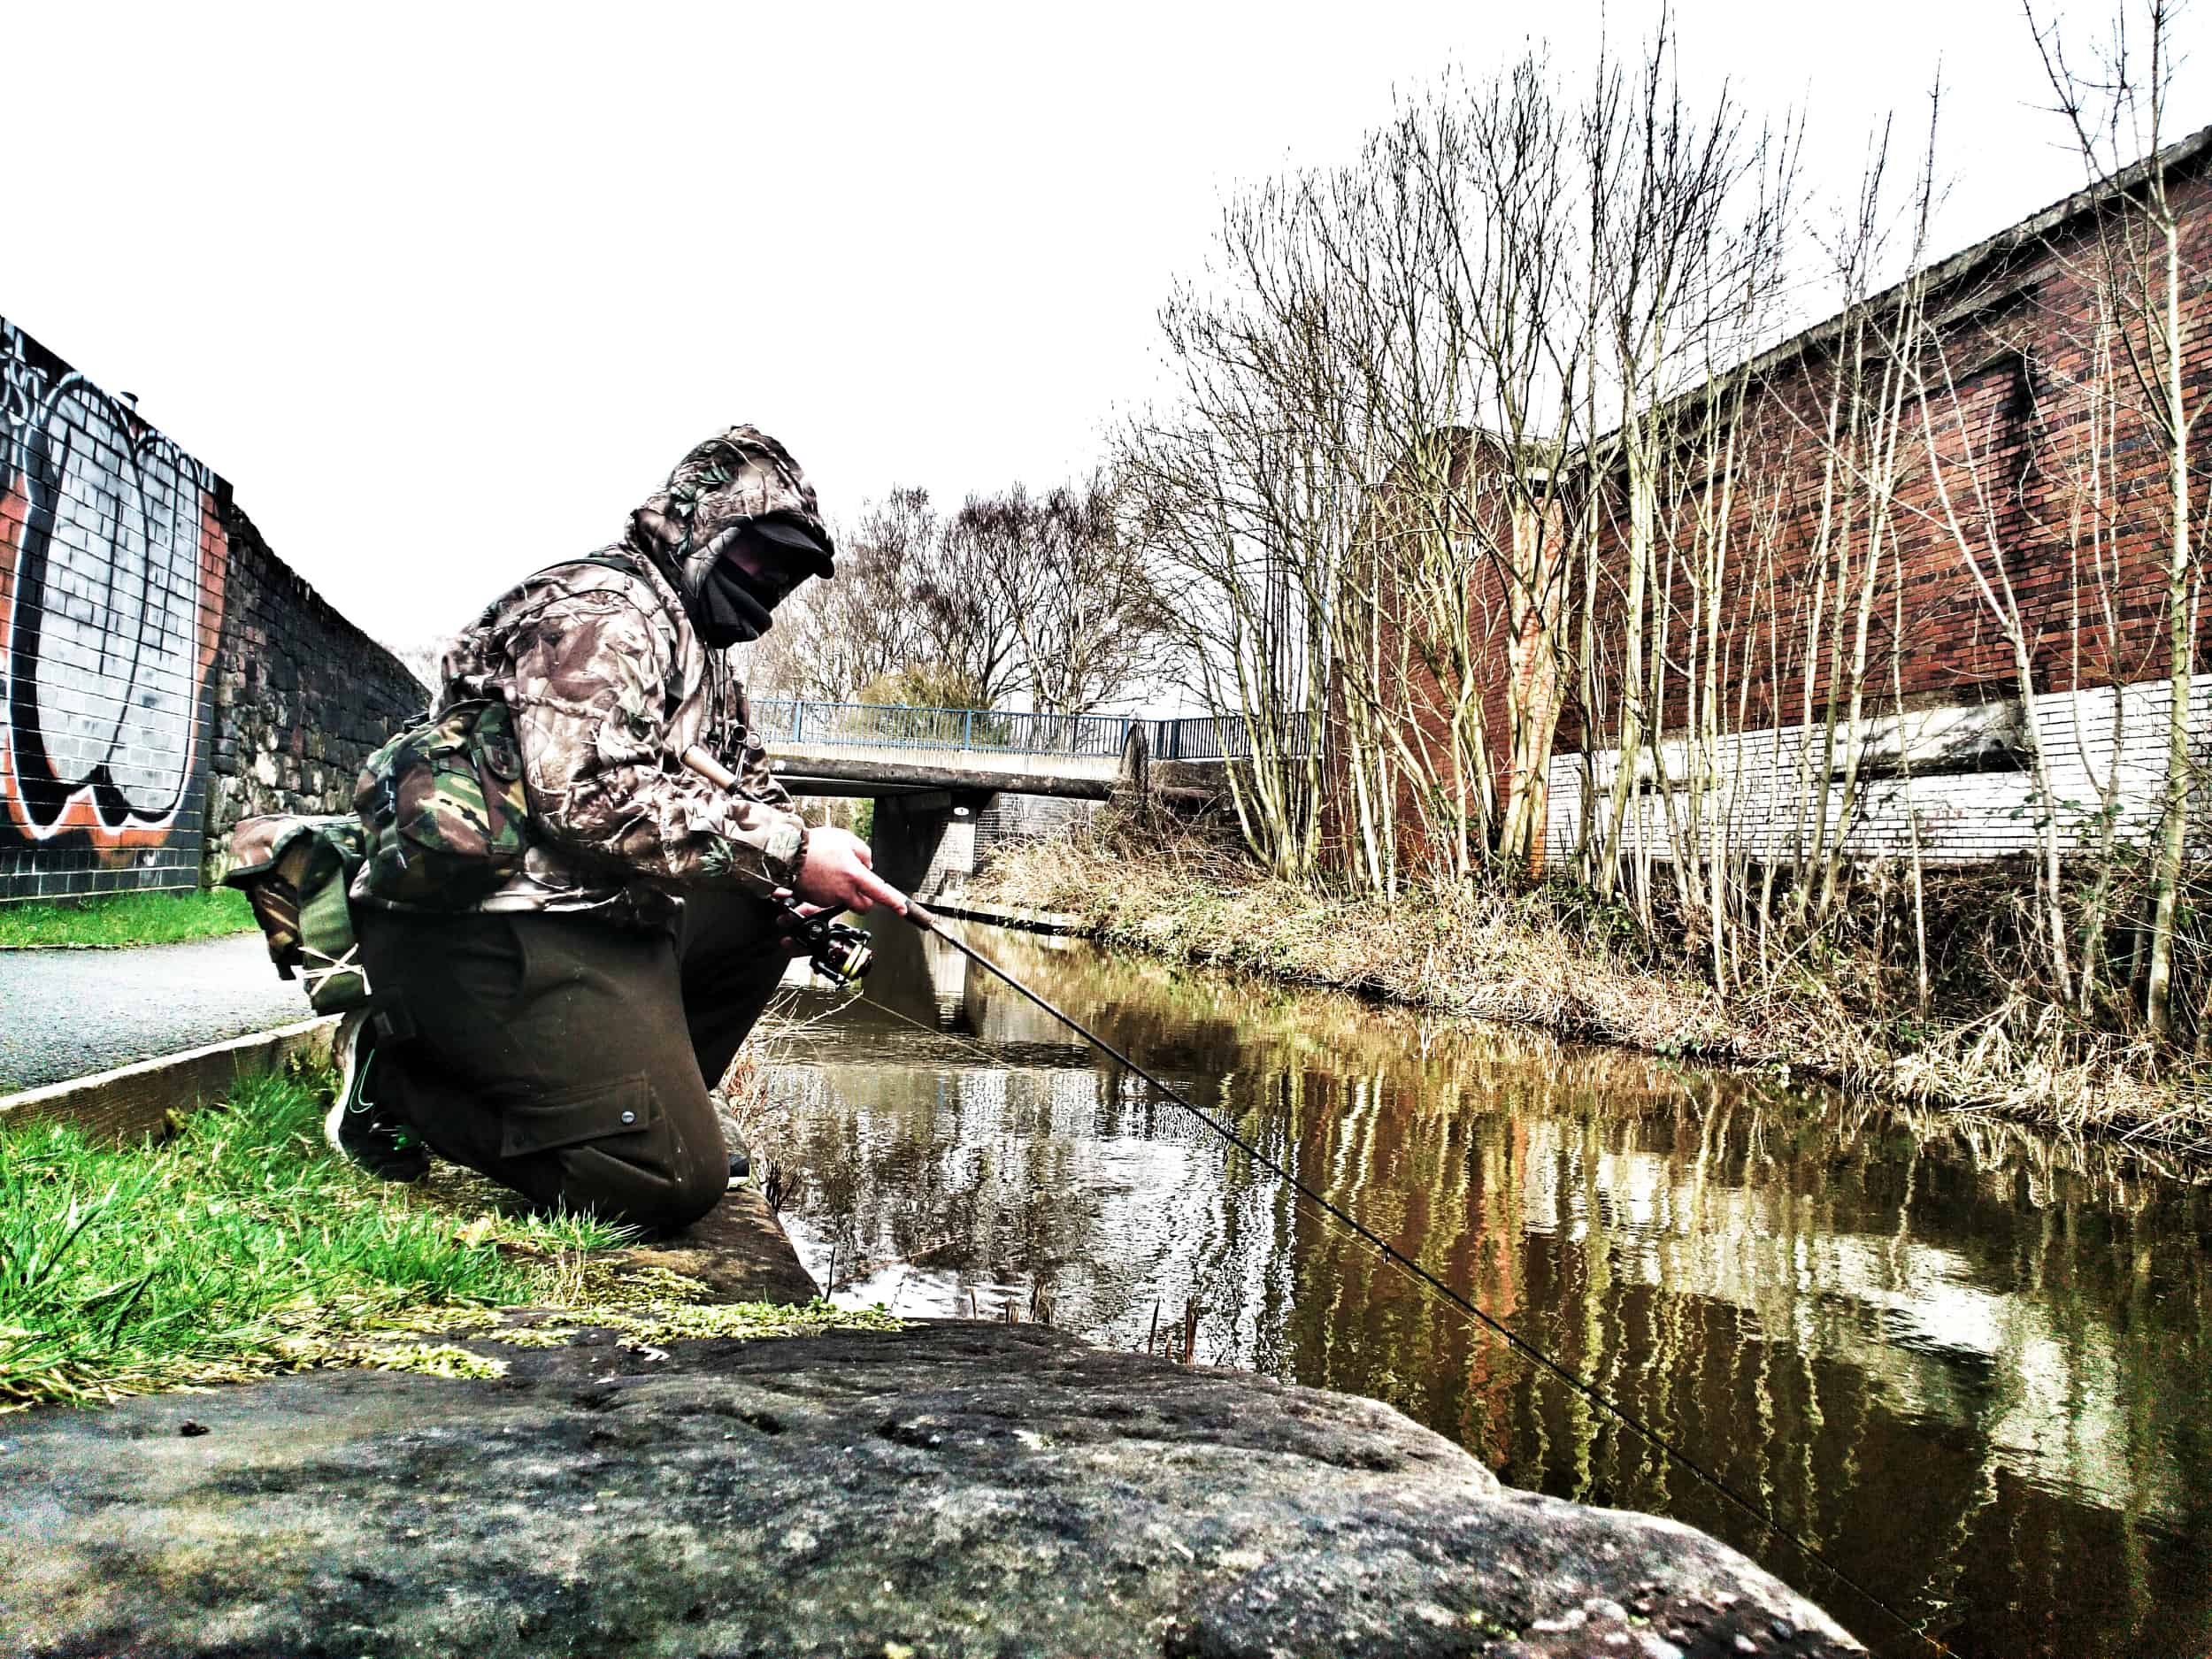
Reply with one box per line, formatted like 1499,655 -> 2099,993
0,933 -> 311,1094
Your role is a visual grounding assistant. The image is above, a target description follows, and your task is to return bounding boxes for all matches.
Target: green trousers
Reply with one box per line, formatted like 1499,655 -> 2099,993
354,890 -> 787,1234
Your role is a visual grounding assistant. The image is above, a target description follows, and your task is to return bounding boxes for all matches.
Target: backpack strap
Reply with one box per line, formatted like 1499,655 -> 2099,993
569,550 -> 658,584
295,839 -> 370,1010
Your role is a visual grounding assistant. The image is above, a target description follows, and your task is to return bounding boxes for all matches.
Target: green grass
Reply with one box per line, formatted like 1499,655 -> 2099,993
0,1068 -> 629,1408
0,887 -> 257,949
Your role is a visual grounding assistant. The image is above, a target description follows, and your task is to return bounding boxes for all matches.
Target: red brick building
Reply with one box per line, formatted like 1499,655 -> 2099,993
1427,123 -> 2212,877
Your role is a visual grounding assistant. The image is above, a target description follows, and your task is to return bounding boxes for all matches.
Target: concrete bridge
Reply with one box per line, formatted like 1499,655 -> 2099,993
752,699 -> 1271,899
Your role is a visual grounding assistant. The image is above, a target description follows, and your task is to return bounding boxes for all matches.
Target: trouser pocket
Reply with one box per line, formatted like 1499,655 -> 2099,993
498,1072 -> 659,1159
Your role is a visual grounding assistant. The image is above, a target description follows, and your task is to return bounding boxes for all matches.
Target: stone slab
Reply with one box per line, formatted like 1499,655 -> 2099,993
618,1183 -> 821,1306
0,1321 -> 1862,1659
0,1014 -> 337,1142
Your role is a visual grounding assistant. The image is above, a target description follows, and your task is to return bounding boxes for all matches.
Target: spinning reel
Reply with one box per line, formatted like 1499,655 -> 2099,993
777,902 -> 874,987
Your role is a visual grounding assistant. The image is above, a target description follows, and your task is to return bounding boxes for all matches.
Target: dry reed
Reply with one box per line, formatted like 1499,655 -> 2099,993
971,827 -> 2212,1156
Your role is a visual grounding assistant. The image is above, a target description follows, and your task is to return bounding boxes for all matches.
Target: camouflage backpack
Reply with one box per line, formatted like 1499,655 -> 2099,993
351,699 -> 532,908
223,814 -> 373,1014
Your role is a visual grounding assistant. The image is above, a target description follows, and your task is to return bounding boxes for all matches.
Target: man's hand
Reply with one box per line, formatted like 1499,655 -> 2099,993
791,826 -> 907,914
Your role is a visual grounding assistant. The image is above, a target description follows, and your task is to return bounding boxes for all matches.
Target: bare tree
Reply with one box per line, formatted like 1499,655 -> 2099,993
2030,0 -> 2207,1038
914,497 -> 1026,709
1128,35 -> 1792,896
957,479 -> 1173,718
377,637 -> 444,699
751,478 -> 1170,721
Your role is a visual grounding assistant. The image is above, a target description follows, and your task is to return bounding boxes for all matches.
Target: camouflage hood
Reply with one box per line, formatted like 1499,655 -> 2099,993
412,429 -> 822,921
622,425 -> 836,610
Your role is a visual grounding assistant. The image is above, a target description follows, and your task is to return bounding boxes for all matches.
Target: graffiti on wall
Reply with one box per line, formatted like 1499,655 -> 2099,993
0,319 -> 227,879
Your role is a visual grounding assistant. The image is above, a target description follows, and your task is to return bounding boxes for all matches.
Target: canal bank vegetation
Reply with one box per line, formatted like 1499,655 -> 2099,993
1091,4 -> 2212,1140
969,821 -> 2209,1153
0,1066 -> 901,1409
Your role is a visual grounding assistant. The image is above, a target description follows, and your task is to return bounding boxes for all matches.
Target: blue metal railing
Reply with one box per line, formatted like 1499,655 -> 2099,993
751,699 -> 1317,763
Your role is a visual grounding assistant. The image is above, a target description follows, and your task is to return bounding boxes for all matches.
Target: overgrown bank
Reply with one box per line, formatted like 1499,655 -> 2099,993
0,1069 -> 889,1409
969,829 -> 2212,1156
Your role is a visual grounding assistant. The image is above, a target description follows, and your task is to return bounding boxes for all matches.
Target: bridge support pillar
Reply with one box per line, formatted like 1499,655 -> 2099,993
869,790 -> 991,902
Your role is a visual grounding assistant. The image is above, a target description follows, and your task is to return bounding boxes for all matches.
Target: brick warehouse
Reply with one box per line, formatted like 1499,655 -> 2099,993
1409,121 -> 2212,878
0,317 -> 425,903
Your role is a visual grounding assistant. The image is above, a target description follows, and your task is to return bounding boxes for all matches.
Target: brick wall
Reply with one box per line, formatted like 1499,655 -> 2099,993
0,314 -> 423,902
1552,173 -> 2212,742
204,503 -> 426,879
1379,127 -> 2212,876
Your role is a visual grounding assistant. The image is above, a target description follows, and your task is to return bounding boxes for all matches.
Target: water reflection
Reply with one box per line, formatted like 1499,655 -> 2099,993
757,921 -> 2212,1659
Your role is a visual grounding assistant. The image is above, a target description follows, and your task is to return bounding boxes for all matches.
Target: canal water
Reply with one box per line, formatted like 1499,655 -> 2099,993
756,920 -> 2212,1659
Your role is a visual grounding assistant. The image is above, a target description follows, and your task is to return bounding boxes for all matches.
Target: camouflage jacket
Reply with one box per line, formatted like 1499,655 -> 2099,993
427,428 -> 826,924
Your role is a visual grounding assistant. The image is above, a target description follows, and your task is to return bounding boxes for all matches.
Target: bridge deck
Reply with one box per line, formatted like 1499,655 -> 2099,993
769,741 -> 1119,798
754,698 -> 1283,796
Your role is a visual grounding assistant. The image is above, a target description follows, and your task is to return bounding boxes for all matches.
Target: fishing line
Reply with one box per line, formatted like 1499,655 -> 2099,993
878,902 -> 1947,1659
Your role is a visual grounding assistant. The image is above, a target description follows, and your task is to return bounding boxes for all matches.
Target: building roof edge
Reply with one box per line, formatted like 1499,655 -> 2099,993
1739,116 -> 2212,389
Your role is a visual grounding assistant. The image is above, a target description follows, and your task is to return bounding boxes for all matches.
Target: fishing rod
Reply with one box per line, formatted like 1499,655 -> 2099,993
873,898 -> 1945,1659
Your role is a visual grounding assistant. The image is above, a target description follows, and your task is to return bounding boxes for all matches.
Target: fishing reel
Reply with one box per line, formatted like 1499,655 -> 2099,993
777,902 -> 874,987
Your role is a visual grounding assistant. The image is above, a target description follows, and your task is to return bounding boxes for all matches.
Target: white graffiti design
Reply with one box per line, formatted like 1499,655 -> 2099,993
2,321 -> 219,841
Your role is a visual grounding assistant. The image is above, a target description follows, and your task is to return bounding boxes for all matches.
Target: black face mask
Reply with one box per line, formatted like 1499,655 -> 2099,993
695,560 -> 784,647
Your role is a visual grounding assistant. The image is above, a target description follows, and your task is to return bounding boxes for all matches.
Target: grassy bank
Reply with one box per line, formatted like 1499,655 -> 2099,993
0,1068 -> 631,1407
2,1065 -> 902,1410
969,830 -> 2212,1156
0,887 -> 255,949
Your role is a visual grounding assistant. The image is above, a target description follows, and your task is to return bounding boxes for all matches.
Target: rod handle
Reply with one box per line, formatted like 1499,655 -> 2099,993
680,744 -> 741,791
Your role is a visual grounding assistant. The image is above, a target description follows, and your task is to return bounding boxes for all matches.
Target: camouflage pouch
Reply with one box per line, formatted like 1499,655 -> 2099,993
351,700 -> 532,909
222,814 -> 372,1014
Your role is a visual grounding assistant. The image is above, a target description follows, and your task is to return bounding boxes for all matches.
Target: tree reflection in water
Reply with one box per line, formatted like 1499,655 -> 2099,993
755,922 -> 2212,1659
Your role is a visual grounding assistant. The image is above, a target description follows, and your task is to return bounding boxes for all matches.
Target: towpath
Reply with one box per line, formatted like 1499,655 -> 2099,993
0,933 -> 306,1094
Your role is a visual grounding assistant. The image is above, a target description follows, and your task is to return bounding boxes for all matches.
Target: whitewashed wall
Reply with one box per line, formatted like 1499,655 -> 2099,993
1540,673 -> 2212,869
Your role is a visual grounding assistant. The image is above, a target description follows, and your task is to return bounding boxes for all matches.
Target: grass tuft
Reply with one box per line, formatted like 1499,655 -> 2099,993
0,1064 -> 910,1411
585,1299 -> 904,1345
0,887 -> 257,949
342,1342 -> 511,1380
0,1066 -> 626,1409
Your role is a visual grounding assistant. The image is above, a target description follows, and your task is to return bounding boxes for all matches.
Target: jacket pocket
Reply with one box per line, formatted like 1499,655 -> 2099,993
499,1072 -> 658,1158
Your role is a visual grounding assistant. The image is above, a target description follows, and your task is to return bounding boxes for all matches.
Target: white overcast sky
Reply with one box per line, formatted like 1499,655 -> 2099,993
3,1 -> 2204,649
